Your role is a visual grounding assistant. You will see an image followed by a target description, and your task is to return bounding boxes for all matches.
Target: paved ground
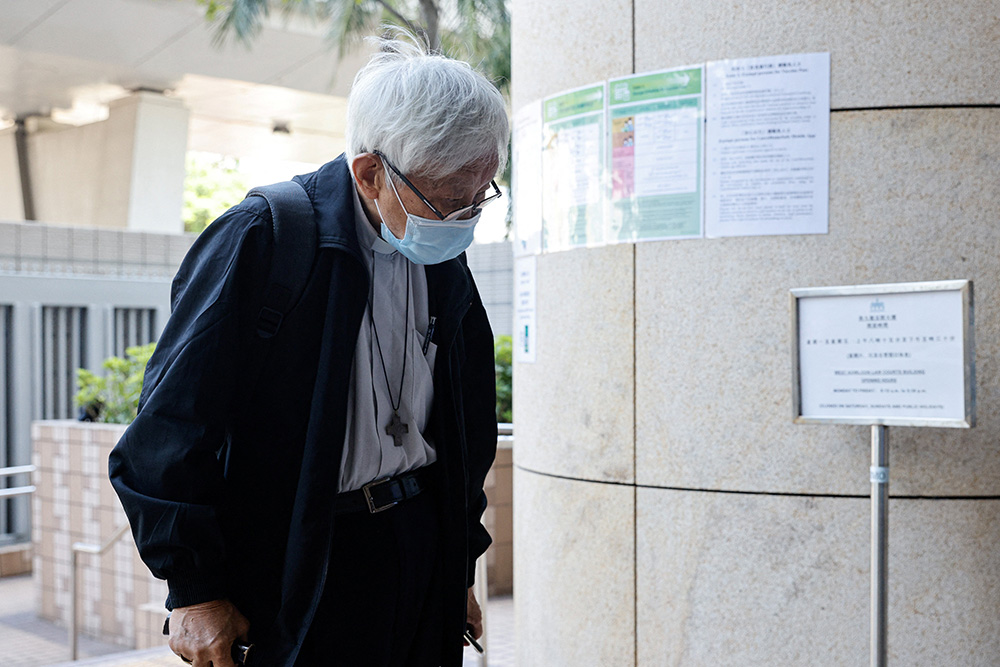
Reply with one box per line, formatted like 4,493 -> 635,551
0,574 -> 515,666
0,574 -> 129,666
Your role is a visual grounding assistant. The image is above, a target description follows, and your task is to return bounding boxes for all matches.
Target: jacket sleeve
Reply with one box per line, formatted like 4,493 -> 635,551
460,274 -> 499,586
108,203 -> 271,609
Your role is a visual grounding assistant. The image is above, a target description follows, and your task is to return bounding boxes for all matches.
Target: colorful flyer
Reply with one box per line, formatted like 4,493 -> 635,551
541,84 -> 606,252
512,101 -> 543,256
607,66 -> 704,241
705,53 -> 830,237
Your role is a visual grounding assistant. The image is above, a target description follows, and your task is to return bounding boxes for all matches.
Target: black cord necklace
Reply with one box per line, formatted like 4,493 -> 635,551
369,250 -> 410,447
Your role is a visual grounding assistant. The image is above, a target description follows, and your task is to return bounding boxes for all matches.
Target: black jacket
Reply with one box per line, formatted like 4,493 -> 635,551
109,155 -> 498,666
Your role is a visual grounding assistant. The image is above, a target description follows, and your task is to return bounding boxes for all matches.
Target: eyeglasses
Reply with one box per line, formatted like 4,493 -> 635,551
374,150 -> 502,222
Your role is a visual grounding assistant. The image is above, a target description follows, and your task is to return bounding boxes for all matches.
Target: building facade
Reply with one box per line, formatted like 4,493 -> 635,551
511,1 -> 1000,664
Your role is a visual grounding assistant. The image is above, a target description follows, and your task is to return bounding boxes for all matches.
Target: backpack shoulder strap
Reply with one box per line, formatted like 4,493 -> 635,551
245,181 -> 317,338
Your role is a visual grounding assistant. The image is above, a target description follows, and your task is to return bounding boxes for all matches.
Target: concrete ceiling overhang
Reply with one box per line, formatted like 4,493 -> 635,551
0,0 -> 371,162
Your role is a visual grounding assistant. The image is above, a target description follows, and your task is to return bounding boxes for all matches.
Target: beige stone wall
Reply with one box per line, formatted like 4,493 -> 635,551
30,420 -> 515,650
31,421 -> 168,651
512,1 -> 1000,665
483,440 -> 513,596
0,128 -> 24,222
0,543 -> 32,576
20,92 -> 188,233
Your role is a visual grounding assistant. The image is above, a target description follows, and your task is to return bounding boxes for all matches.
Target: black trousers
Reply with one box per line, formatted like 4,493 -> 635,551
296,487 -> 446,666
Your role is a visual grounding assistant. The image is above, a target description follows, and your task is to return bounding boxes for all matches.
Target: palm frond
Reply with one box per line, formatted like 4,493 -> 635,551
197,0 -> 512,100
325,0 -> 384,55
439,0 -> 510,96
279,0 -> 333,23
202,0 -> 271,48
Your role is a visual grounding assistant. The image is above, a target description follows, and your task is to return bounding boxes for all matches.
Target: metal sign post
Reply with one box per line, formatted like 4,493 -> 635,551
870,425 -> 888,667
791,280 -> 975,667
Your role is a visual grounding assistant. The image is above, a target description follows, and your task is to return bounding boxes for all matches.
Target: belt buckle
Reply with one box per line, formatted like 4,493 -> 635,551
362,477 -> 398,513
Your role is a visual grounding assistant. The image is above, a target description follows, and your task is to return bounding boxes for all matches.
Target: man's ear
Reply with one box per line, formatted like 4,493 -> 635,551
352,153 -> 383,200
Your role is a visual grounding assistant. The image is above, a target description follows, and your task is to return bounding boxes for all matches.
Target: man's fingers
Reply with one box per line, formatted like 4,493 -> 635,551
209,643 -> 237,667
202,635 -> 237,667
166,599 -> 248,666
168,635 -> 192,663
236,617 -> 251,642
169,637 -> 237,667
465,589 -> 484,639
193,642 -> 237,667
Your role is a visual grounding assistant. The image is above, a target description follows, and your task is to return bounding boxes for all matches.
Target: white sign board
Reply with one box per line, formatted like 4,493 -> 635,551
792,280 -> 974,428
514,256 -> 537,363
705,52 -> 830,238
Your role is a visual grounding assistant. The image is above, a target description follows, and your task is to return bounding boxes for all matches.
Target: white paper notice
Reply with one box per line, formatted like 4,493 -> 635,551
797,289 -> 969,425
513,101 -> 543,256
633,106 -> 700,197
514,256 -> 537,364
556,123 -> 602,208
706,53 -> 830,237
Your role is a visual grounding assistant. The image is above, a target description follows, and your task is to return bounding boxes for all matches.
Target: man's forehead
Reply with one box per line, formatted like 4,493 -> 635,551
415,163 -> 496,192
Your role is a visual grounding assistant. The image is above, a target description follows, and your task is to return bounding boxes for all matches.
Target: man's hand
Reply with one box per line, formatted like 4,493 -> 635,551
465,587 -> 483,644
167,599 -> 249,667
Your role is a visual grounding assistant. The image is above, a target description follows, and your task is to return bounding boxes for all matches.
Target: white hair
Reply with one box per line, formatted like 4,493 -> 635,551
345,28 -> 509,181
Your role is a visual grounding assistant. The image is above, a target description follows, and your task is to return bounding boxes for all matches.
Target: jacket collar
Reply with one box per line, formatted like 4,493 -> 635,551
294,154 -> 364,259
298,154 -> 474,336
425,257 -> 473,347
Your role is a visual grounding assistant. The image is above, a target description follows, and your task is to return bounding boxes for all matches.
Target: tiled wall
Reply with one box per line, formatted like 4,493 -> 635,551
0,221 -> 514,334
32,420 -> 515,651
32,421 -> 168,650
0,221 -> 195,278
483,440 -> 513,596
0,544 -> 32,576
465,241 -> 514,337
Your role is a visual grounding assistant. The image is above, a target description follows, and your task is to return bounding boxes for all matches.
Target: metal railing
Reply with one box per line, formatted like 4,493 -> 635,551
1,266 -> 175,546
70,523 -> 131,660
60,426 -> 512,662
473,528 -> 490,665
0,464 -> 35,499
474,422 -> 511,665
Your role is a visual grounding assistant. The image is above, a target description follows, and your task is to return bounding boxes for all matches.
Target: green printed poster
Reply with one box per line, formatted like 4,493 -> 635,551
608,66 -> 704,241
541,84 -> 606,252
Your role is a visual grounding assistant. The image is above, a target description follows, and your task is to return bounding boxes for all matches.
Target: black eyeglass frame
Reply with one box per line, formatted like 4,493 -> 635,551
373,150 -> 502,222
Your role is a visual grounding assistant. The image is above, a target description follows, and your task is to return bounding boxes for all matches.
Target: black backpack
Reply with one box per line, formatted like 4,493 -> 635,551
245,181 -> 317,339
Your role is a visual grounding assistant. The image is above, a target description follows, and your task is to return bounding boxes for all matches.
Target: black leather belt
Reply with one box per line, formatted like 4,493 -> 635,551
334,467 -> 431,514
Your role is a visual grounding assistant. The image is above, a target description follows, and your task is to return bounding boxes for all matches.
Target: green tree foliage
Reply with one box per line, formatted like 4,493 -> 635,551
494,334 -> 512,423
196,0 -> 510,98
197,0 -> 512,229
183,153 -> 248,234
75,343 -> 157,424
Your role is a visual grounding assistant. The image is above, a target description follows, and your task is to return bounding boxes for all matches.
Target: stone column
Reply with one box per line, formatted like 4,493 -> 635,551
511,1 -> 1000,665
115,92 -> 190,234
0,128 -> 25,221
28,91 -> 189,233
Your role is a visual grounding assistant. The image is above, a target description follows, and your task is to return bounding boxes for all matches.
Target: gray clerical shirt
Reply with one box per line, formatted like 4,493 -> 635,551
338,184 -> 438,492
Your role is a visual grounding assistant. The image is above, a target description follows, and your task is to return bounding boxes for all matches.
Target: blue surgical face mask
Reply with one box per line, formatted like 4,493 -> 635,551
373,169 -> 480,265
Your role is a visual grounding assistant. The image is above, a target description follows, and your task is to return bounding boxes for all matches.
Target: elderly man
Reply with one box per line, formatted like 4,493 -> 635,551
109,33 -> 507,667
